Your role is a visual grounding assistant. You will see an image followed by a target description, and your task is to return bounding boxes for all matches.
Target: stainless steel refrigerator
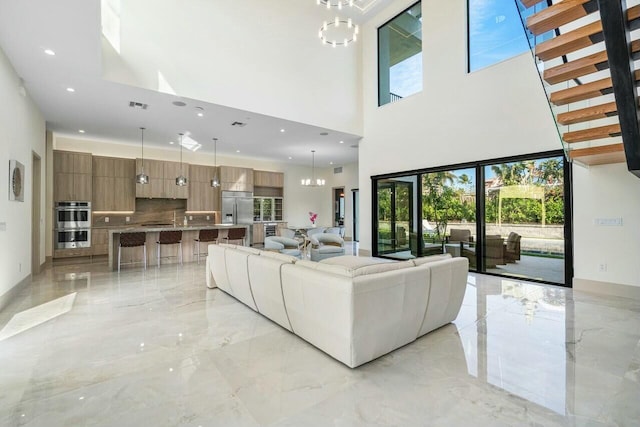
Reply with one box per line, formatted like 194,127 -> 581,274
221,191 -> 254,225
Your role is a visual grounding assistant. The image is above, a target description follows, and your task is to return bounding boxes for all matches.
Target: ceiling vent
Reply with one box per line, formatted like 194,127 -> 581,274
231,121 -> 247,127
129,101 -> 148,110
334,167 -> 343,174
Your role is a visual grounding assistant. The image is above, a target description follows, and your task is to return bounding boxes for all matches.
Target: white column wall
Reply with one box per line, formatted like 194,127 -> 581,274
0,46 -> 46,301
573,163 -> 640,287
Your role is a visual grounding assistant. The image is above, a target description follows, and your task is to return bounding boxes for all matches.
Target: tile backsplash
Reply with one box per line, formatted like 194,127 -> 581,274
92,199 -> 219,227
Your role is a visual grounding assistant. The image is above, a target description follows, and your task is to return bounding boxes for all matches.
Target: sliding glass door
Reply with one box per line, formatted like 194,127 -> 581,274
483,157 -> 565,283
376,178 -> 416,258
422,169 -> 476,267
372,151 -> 571,286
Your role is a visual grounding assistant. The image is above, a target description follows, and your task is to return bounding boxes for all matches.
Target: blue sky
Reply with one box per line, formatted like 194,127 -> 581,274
468,0 -> 531,71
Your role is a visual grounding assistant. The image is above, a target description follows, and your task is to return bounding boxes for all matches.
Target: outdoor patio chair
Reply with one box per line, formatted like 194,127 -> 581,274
504,232 -> 521,263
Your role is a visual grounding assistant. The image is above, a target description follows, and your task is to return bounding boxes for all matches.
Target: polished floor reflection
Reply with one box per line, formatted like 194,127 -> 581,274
0,259 -> 638,426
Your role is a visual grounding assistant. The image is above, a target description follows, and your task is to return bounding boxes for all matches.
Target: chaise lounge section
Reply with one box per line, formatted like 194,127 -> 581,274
206,244 -> 468,368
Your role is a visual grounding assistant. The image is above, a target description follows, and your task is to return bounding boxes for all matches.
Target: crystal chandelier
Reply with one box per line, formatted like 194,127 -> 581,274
301,150 -> 325,187
176,133 -> 188,186
136,127 -> 149,184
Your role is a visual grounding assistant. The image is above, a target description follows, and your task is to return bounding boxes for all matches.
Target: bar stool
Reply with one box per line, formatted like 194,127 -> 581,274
194,228 -> 218,264
118,232 -> 147,272
156,230 -> 183,267
224,227 -> 246,246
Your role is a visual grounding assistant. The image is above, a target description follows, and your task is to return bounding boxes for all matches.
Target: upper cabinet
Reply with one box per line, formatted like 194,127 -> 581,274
93,156 -> 135,211
135,159 -> 188,199
254,170 -> 284,188
54,150 -> 92,202
220,166 -> 253,192
187,165 -> 220,212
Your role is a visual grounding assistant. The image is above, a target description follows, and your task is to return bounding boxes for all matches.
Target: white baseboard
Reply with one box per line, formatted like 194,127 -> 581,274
0,274 -> 31,313
573,278 -> 640,300
358,248 -> 372,257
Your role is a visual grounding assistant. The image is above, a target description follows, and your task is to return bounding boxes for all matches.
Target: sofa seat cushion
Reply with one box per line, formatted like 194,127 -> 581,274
301,257 -> 413,278
315,246 -> 344,254
281,249 -> 302,258
412,253 -> 452,266
320,255 -> 394,269
261,251 -> 298,263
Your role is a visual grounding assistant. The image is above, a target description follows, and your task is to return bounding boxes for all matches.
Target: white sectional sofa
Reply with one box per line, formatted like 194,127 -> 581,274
206,244 -> 468,368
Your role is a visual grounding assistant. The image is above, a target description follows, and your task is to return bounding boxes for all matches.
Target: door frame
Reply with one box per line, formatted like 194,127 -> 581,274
32,151 -> 42,275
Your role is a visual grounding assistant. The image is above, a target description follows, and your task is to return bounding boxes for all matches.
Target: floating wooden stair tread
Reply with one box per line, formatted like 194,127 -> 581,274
527,0 -> 598,36
536,21 -> 603,61
535,5 -> 640,61
550,70 -> 640,105
521,0 -> 546,8
569,143 -> 626,165
557,101 -> 618,125
544,40 -> 640,85
563,123 -> 621,143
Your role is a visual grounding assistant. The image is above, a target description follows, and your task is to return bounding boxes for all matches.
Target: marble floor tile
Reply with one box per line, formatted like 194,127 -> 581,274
0,258 -> 639,426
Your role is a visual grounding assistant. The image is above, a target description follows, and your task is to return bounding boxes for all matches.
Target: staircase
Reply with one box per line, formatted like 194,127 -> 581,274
519,0 -> 640,176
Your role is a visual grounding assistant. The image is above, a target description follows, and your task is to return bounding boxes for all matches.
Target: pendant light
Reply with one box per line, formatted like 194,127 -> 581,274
211,137 -> 220,187
176,133 -> 188,186
136,127 -> 149,184
301,150 -> 325,187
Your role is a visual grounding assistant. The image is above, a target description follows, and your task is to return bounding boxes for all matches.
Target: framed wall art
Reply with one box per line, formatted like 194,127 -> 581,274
9,159 -> 25,202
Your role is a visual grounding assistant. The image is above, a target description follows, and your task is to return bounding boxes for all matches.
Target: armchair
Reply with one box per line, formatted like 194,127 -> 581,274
310,233 -> 345,262
460,234 -> 505,269
449,228 -> 472,243
503,232 -> 521,263
264,236 -> 303,258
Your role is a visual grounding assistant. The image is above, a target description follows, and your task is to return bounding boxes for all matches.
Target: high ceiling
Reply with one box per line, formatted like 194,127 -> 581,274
0,0 -> 396,166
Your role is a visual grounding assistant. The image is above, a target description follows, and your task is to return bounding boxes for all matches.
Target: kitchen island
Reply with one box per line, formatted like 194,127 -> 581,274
108,224 -> 250,270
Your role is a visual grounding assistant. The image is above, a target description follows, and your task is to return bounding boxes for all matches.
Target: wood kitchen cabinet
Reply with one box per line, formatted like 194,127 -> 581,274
187,165 -> 220,212
135,159 -> 188,199
220,166 -> 253,192
92,228 -> 109,255
252,223 -> 264,245
93,156 -> 135,211
254,170 -> 284,188
54,150 -> 92,201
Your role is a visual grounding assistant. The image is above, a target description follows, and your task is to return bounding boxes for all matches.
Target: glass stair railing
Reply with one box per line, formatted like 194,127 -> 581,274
514,0 -> 631,167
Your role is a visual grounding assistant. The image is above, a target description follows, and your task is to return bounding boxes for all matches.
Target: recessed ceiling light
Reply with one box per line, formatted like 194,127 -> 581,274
236,150 -> 241,153
197,112 -> 204,117
44,49 -> 55,56
66,87 -> 75,92
78,130 -> 85,133
169,141 -> 175,145
339,140 -> 344,144
280,129 -> 285,133
288,156 -> 292,160
330,161 -> 334,165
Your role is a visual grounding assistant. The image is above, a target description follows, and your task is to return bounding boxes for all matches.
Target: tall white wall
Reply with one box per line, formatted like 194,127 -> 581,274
103,0 -> 362,135
573,163 -> 640,287
358,0 -> 640,290
0,46 -> 46,302
359,0 -> 558,253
